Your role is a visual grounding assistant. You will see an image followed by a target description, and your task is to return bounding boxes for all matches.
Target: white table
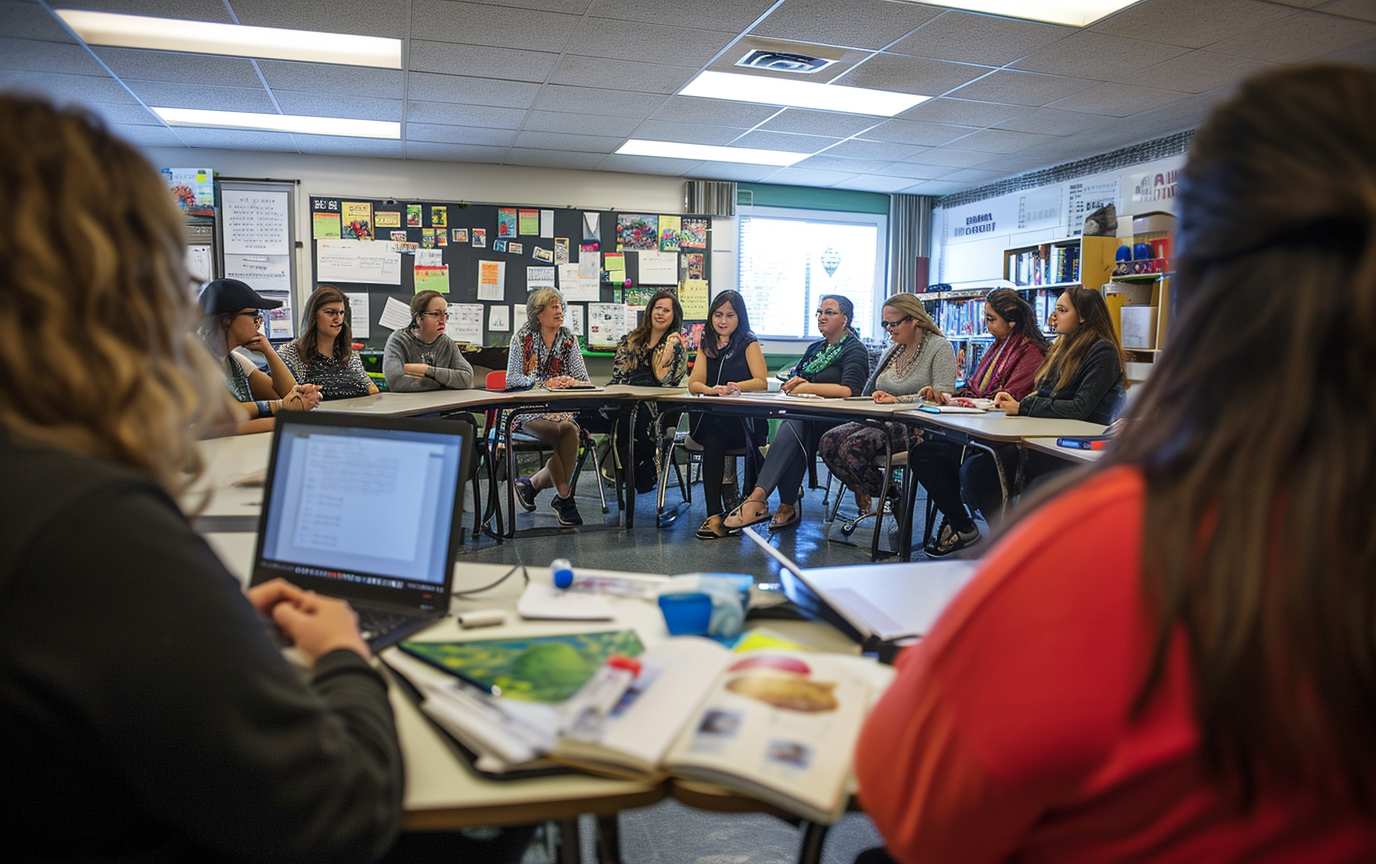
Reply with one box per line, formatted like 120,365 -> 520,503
1024,436 -> 1107,464
182,432 -> 273,531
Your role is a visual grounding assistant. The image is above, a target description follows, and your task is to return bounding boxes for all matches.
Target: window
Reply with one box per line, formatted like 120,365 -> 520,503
737,207 -> 887,340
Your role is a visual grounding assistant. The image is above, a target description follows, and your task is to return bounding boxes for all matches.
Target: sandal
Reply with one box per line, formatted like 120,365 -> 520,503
696,515 -> 732,539
769,506 -> 801,532
723,501 -> 771,530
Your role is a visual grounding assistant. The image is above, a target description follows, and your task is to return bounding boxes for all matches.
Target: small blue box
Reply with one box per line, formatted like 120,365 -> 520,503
658,592 -> 713,636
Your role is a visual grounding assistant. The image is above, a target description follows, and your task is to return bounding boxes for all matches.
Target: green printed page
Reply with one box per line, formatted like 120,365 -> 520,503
401,630 -> 645,703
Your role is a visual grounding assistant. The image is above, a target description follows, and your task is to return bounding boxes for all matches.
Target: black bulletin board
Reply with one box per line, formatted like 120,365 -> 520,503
309,196 -> 713,351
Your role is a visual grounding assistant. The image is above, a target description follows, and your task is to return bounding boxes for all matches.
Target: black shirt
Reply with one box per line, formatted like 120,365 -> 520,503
1020,338 -> 1125,425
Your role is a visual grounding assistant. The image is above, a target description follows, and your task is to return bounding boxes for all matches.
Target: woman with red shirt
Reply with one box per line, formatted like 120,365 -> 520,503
855,64 -> 1376,863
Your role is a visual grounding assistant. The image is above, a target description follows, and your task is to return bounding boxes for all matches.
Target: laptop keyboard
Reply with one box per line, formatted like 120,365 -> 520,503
356,607 -> 423,645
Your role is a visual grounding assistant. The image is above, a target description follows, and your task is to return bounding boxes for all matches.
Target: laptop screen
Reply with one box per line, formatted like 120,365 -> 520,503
251,411 -> 470,612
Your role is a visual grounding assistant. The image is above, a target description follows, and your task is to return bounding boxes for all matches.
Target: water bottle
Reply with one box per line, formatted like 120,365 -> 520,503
550,558 -> 574,589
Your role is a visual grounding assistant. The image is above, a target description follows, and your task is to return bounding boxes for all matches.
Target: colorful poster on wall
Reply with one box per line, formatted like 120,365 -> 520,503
472,228 -> 486,248
532,246 -> 553,262
493,239 -> 507,253
518,209 -> 539,235
414,264 -> 449,294
406,204 -> 422,227
616,214 -> 659,251
421,229 -> 435,248
431,205 -> 447,228
374,210 -> 401,229
681,218 -> 708,249
312,209 -> 341,239
659,215 -> 682,252
508,242 -> 524,256
497,208 -> 518,238
436,229 -> 447,246
680,253 -> 704,281
452,228 -> 468,244
341,201 -> 373,241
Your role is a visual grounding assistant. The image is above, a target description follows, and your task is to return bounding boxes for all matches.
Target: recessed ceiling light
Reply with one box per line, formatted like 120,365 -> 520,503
887,0 -> 1142,27
616,139 -> 804,167
680,71 -> 927,117
56,9 -> 402,68
152,107 -> 400,139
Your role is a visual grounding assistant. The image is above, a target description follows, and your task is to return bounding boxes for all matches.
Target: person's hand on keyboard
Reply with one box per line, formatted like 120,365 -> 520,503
248,579 -> 370,662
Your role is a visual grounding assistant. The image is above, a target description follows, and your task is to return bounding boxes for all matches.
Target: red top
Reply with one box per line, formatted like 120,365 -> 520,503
855,466 -> 1376,864
959,334 -> 1044,400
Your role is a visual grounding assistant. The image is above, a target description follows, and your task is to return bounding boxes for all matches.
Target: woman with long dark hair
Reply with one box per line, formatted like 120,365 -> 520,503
686,290 -> 768,539
280,284 -> 378,399
857,64 -> 1376,862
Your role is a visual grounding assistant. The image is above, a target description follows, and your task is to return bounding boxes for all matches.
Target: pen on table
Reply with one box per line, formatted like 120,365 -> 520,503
559,654 -> 642,733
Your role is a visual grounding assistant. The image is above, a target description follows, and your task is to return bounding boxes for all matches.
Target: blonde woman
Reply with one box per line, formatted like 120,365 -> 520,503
0,96 -> 400,861
818,294 -> 955,515
506,287 -> 592,526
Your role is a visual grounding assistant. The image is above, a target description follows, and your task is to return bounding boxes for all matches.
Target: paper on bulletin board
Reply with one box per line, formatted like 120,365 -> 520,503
527,266 -> 555,292
540,209 -> 554,238
226,253 -> 291,295
445,303 -> 483,344
341,201 -> 373,240
497,208 -> 517,238
317,239 -> 401,285
223,189 -> 289,256
477,260 -> 506,301
566,304 -> 585,338
588,303 -> 628,348
312,210 -> 340,239
344,292 -> 371,339
578,256 -> 600,281
186,245 -> 213,284
518,209 -> 539,235
603,252 -> 625,284
659,215 -> 682,252
554,238 -> 569,264
637,250 -> 678,285
415,248 -> 443,267
680,278 -> 709,319
582,212 -> 600,241
557,263 -> 579,288
488,305 -> 510,332
414,264 -> 450,294
379,296 -> 412,331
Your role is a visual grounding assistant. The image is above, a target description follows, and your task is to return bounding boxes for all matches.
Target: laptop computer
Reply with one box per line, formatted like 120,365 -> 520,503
250,410 -> 473,650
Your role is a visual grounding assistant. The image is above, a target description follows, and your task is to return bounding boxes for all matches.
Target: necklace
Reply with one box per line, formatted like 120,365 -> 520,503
887,336 -> 925,380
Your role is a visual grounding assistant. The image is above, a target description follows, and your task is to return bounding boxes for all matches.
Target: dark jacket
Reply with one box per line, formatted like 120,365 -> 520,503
1020,338 -> 1125,425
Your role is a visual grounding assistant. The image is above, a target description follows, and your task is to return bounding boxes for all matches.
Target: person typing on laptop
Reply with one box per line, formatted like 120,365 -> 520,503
0,96 -> 402,862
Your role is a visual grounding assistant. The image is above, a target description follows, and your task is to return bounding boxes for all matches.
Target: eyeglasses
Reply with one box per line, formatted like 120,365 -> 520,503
237,311 -> 263,324
422,311 -> 449,320
880,316 -> 913,331
815,308 -> 841,317
321,308 -> 347,318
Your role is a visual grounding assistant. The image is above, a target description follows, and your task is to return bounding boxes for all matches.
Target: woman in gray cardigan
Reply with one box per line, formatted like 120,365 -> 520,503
382,290 -> 475,391
819,294 -> 956,515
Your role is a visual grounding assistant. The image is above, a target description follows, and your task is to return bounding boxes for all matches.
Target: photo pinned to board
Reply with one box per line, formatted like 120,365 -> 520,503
497,208 -> 517,238
472,228 -> 486,248
406,204 -> 422,227
493,239 -> 507,253
532,246 -> 553,262
555,238 -> 570,264
390,230 -> 408,242
452,228 -> 468,244
681,218 -> 708,250
431,205 -> 447,228
508,242 -> 524,256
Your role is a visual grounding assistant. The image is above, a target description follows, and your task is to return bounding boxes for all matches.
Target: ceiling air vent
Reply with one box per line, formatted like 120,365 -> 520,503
735,50 -> 835,74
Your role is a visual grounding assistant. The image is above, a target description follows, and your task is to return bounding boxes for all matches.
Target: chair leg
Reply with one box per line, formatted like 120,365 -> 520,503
579,431 -> 611,515
871,449 -> 895,562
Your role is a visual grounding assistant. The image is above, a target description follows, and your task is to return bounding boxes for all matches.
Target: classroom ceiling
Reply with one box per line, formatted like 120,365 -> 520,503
3,0 -> 1376,197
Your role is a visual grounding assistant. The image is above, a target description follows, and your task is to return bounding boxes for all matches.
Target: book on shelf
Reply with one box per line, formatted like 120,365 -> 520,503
385,633 -> 893,824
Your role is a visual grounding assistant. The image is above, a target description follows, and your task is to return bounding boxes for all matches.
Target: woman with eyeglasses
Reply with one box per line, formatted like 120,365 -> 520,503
723,294 -> 870,532
908,288 -> 1048,555
198,278 -> 320,435
818,294 -> 955,517
382,290 -> 474,392
279,285 -> 379,400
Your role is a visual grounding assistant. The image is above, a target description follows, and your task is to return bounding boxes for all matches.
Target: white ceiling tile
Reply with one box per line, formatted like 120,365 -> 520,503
125,80 -> 277,113
790,154 -> 893,173
896,97 -> 1023,127
409,41 -> 558,84
830,174 -> 919,193
468,0 -> 592,12
1,2 -> 77,42
504,148 -> 608,170
682,163 -> 779,182
888,11 -> 1071,65
408,123 -> 518,146
406,141 -> 508,162
267,92 -> 403,121
532,84 -> 665,117
65,0 -> 232,23
525,110 -> 641,136
948,70 -> 1097,107
973,151 -> 1061,174
942,128 -> 1053,154
514,130 -> 623,152
750,0 -> 943,50
862,119 -> 973,147
408,72 -> 541,108
0,37 -> 108,76
990,107 -> 1112,136
1044,82 -> 1189,117
551,55 -> 697,94
85,102 -> 161,125
89,47 -> 258,88
110,123 -> 186,148
728,130 -> 838,153
756,109 -> 884,138
228,0 -> 409,37
632,120 -> 742,146
293,136 -> 407,158
176,127 -> 299,151
1010,32 -> 1189,80
587,0 -> 777,31
900,148 -> 993,168
1208,9 -> 1376,62
1320,35 -> 1376,63
1261,0 -> 1326,6
838,54 -> 991,97
0,70 -> 137,104
754,166 -> 859,186
822,138 -> 928,161
1112,50 -> 1277,94
1317,0 -> 1376,22
875,161 -> 958,180
564,19 -> 734,66
598,153 -> 702,175
650,96 -> 780,128
941,167 -> 1008,184
256,60 -> 403,99
910,180 -> 968,195
1091,0 -> 1298,48
410,0 -> 578,52
407,101 -> 528,128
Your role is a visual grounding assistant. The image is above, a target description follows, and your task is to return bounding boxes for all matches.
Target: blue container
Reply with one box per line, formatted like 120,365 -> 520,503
658,592 -> 714,636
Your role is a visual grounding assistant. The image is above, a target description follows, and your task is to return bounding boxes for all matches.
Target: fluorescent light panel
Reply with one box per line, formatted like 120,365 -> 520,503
680,71 -> 928,117
153,107 -> 400,139
56,9 -> 402,68
617,139 -> 803,167
888,0 -> 1142,27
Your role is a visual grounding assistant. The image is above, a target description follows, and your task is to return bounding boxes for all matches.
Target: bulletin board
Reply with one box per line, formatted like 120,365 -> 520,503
219,179 -> 299,341
308,196 -> 713,351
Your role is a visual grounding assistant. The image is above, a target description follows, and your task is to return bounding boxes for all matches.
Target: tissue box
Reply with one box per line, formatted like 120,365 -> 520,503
1121,305 -> 1158,349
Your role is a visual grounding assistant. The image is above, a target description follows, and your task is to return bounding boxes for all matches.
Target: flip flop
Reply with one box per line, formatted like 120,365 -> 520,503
769,507 -> 801,532
722,502 -> 771,530
696,516 -> 732,540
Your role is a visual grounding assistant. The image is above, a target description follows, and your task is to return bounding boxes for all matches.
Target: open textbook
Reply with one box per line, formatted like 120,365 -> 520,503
383,634 -> 893,824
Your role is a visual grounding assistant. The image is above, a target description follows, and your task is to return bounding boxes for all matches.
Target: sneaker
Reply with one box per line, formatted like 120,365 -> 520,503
928,521 -> 979,557
551,493 -> 583,526
513,477 -> 538,512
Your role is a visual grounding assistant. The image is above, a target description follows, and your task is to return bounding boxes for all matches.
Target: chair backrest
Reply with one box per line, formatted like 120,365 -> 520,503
485,369 -> 506,390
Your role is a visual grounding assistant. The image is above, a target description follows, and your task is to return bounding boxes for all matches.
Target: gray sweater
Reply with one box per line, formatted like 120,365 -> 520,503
383,327 -> 474,391
862,333 -> 957,400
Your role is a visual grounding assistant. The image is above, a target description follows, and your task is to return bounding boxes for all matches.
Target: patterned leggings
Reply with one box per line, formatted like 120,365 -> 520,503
818,421 -> 915,497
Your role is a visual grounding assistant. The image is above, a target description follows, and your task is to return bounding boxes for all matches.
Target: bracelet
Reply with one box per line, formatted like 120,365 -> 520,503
255,400 -> 273,417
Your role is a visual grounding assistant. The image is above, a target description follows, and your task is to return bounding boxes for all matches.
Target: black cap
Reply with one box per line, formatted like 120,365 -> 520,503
199,278 -> 283,316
